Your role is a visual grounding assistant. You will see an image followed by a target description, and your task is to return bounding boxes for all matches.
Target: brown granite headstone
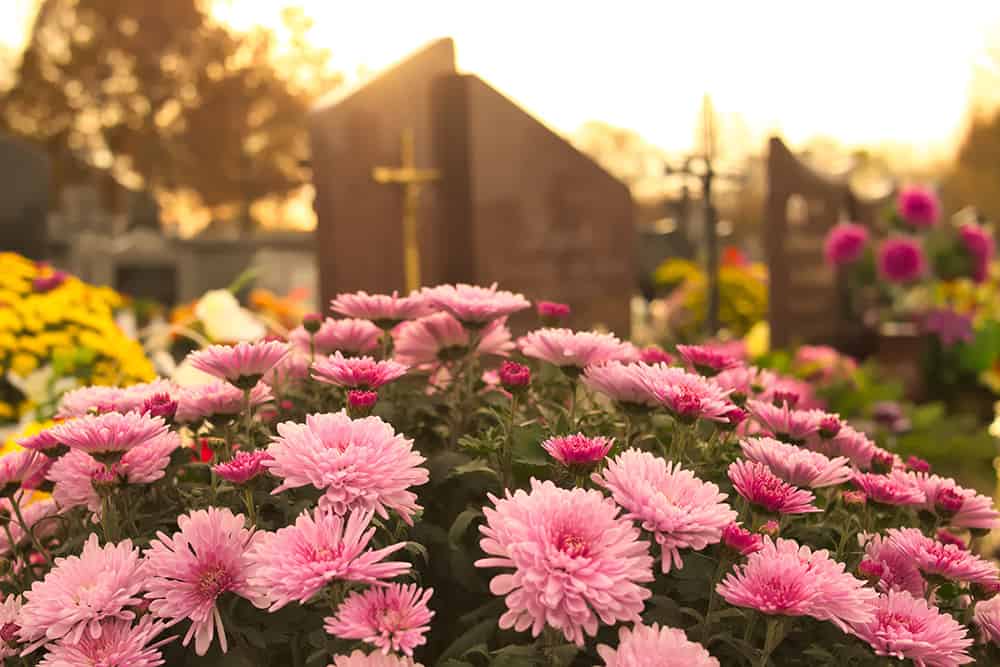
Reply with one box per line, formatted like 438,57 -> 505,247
309,39 -> 634,335
765,137 -> 866,349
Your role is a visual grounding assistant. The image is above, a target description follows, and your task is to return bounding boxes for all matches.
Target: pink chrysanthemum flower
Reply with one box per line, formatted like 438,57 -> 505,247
47,411 -> 168,463
330,290 -> 434,324
597,623 -> 719,667
37,616 -> 174,667
188,340 -> 290,386
722,523 -> 764,556
422,283 -> 531,323
897,184 -> 941,228
878,236 -> 927,283
974,595 -> 1000,646
475,479 -> 653,646
727,460 -> 820,515
859,533 -> 926,597
740,437 -> 852,488
639,346 -> 673,365
959,222 -> 994,283
809,423 -> 877,469
640,364 -> 733,423
16,426 -> 64,453
0,450 -> 52,494
329,650 -> 421,667
212,450 -> 273,484
582,362 -> 656,407
325,583 -> 434,657
542,434 -> 614,467
0,594 -> 21,659
48,432 -> 180,514
518,328 -> 630,370
248,507 -> 410,611
144,507 -> 261,656
393,313 -> 514,366
824,222 -> 869,266
853,471 -> 926,507
851,590 -> 973,667
676,344 -> 740,376
594,449 -> 736,572
886,528 -> 1000,586
118,380 -> 179,414
18,534 -> 146,650
266,411 -> 428,524
174,380 -> 273,423
290,317 -> 382,356
312,352 -> 408,390
56,386 -> 127,418
711,365 -> 762,404
0,498 -> 58,555
717,537 -> 877,632
910,473 -> 1000,530
746,400 -> 822,444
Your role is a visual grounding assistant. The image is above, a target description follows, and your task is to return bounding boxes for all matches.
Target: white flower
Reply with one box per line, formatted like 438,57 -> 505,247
194,290 -> 266,343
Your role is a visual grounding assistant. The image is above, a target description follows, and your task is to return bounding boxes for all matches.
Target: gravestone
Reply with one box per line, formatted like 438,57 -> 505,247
309,39 -> 635,334
765,137 -> 876,349
0,135 -> 50,259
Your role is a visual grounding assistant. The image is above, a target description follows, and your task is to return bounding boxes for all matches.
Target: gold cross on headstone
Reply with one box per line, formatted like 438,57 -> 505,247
372,129 -> 440,293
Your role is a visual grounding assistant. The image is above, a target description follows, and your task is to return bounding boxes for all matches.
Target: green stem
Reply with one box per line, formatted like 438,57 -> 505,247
700,553 -> 731,642
757,617 -> 785,667
568,380 -> 578,429
501,394 -> 518,490
100,492 -> 118,544
10,492 -> 51,566
242,487 -> 257,527
242,388 -> 254,452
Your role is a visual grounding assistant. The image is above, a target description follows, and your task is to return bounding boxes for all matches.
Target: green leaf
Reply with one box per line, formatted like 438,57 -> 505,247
437,618 -> 496,662
449,508 -> 484,548
447,460 -> 499,482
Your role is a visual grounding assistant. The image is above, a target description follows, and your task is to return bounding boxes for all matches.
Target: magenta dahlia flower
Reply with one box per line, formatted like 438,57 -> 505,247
266,411 -> 428,524
886,527 -> 1000,586
18,534 -> 146,651
878,236 -> 927,283
594,449 -> 736,572
975,595 -> 1000,646
852,471 -> 925,507
48,432 -> 180,514
640,365 -> 733,423
212,449 -> 273,484
37,616 -> 174,667
248,507 -> 410,611
475,479 -> 653,646
727,460 -> 820,515
325,583 -> 434,657
597,622 -> 719,667
722,523 -> 764,556
583,362 -> 657,407
290,317 -> 382,356
851,590 -> 973,666
911,473 -> 1000,530
518,328 -> 631,370
174,380 -> 273,423
144,507 -> 262,656
859,532 -> 926,597
740,437 -> 852,488
393,313 -> 513,366
422,283 -> 530,323
824,222 -> 869,266
746,400 -> 822,444
897,185 -> 941,228
542,434 -> 614,467
717,537 -> 877,632
47,410 -> 168,463
330,290 -> 434,324
312,352 -> 408,389
329,651 -> 421,667
959,222 -> 994,283
676,344 -> 740,375
0,450 -> 52,494
188,340 -> 290,387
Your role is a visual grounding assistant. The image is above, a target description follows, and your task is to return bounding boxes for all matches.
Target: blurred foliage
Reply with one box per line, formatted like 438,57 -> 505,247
1,0 -> 338,216
651,257 -> 768,342
943,107 -> 1000,222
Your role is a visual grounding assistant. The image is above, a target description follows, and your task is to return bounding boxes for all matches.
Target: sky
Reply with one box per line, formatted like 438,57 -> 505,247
4,0 -> 1000,162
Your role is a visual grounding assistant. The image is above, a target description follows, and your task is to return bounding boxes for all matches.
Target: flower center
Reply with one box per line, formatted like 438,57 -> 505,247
0,622 -> 19,644
556,533 -> 589,558
197,564 -> 234,600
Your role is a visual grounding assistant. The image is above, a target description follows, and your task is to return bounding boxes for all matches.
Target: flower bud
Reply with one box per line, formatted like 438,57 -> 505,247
935,487 -> 964,518
302,313 -> 323,334
818,415 -> 842,439
722,523 -> 763,556
347,389 -> 378,418
498,361 -> 531,392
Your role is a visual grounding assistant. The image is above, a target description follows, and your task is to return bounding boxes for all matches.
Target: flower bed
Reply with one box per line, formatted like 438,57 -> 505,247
0,283 -> 998,666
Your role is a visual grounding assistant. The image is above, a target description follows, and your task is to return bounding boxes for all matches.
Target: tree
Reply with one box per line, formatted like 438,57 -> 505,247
1,0 -> 338,223
942,108 -> 1000,222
